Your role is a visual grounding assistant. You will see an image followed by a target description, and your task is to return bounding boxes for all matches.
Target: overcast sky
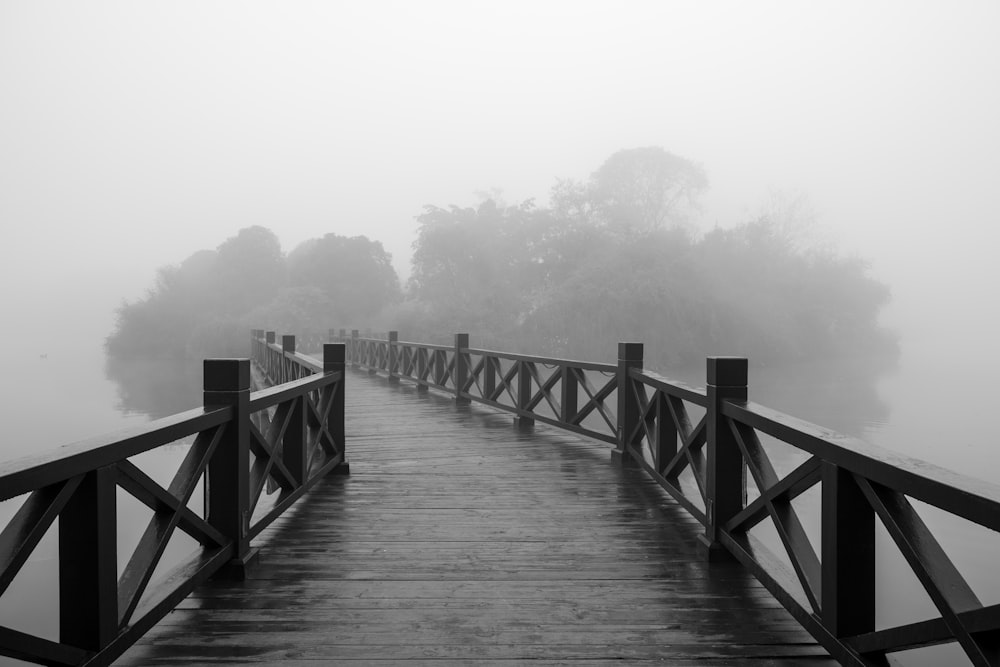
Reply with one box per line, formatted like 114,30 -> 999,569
2,1 -> 998,354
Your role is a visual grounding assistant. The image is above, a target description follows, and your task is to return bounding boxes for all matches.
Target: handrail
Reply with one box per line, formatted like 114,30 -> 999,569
631,368 -> 707,405
0,336 -> 347,666
397,339 -> 453,352
466,346 -> 617,372
0,406 -> 232,501
723,400 -> 1000,531
326,327 -> 1000,666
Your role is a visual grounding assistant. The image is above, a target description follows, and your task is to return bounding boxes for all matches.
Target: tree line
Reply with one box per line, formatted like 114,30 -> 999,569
106,147 -> 897,372
105,227 -> 400,360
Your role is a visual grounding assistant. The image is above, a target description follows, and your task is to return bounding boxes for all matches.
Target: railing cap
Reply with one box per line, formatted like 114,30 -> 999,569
707,356 -> 748,387
324,343 -> 346,365
204,358 -> 251,391
618,342 -> 643,362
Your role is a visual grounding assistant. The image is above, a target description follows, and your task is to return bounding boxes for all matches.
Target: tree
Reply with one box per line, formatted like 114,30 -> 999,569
213,226 -> 286,315
553,147 -> 708,234
106,226 -> 402,361
286,234 -> 400,324
408,200 -> 545,338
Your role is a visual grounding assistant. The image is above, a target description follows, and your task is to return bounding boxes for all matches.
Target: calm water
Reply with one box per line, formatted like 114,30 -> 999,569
0,337 -> 200,663
1,335 -> 997,665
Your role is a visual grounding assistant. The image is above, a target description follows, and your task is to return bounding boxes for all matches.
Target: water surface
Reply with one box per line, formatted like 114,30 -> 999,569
1,335 -> 997,665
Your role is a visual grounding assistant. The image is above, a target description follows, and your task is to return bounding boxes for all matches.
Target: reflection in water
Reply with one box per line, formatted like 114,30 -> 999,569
659,350 -> 894,440
746,352 -> 894,438
105,356 -> 203,418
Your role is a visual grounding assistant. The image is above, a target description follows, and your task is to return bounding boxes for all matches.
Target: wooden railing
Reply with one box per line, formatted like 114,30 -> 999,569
0,340 -> 347,666
330,328 -> 1000,666
327,328 -> 619,443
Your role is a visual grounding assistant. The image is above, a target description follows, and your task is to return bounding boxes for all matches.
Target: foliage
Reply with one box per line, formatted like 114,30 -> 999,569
405,200 -> 550,343
397,148 -> 896,371
553,146 -> 708,234
107,145 -> 896,375
106,227 -> 401,361
287,234 -> 399,323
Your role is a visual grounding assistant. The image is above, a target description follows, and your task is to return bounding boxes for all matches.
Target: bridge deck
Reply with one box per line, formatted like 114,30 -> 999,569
119,371 -> 835,665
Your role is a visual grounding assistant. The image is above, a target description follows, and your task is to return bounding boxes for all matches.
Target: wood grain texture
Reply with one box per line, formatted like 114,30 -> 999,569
118,371 -> 836,665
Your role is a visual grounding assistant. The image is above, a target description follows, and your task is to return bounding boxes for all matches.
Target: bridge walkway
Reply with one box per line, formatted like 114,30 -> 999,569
119,370 -> 836,665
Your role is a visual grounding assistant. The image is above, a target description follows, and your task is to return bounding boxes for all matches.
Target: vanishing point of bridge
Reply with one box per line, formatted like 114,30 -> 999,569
1,330 -> 998,666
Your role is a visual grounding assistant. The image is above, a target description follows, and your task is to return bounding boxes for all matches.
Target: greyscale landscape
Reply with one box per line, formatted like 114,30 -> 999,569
2,3 -> 999,666
104,147 -> 897,416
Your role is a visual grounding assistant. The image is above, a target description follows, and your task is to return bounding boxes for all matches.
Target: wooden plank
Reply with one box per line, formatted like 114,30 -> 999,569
120,373 -> 835,665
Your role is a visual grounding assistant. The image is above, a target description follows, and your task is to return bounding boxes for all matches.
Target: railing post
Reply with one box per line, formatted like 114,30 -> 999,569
430,350 -> 440,386
204,358 -> 257,578
59,465 -> 117,651
284,390 -> 306,487
324,342 -> 350,475
821,462 -> 875,637
697,356 -> 748,562
654,391 -> 677,476
368,334 -> 378,374
265,331 -> 276,383
388,331 -> 399,383
351,330 -> 360,369
483,356 -> 496,400
417,348 -> 429,393
561,365 -> 578,424
516,360 -> 534,429
454,333 -> 470,404
613,342 -> 643,465
283,335 -> 296,382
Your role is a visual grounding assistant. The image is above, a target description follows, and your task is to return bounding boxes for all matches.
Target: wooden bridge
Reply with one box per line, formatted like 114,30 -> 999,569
1,330 -> 999,666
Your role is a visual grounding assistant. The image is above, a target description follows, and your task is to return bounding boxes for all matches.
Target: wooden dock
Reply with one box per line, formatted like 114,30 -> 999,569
118,370 -> 836,665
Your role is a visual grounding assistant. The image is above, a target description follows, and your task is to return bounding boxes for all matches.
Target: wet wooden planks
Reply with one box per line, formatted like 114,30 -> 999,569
118,371 -> 836,665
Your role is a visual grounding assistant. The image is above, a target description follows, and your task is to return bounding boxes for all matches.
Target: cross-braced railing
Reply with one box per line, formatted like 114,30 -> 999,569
329,328 -> 1000,665
329,329 -> 619,443
461,346 -> 619,443
0,340 -> 347,666
621,353 -> 1000,666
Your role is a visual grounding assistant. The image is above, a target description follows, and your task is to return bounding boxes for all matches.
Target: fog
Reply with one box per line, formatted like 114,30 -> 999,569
4,7 -> 1000,665
2,2 -> 999,424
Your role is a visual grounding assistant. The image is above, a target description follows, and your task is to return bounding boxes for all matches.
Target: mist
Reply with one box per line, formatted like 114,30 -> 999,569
5,7 -> 1000,666
2,1 -> 999,462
